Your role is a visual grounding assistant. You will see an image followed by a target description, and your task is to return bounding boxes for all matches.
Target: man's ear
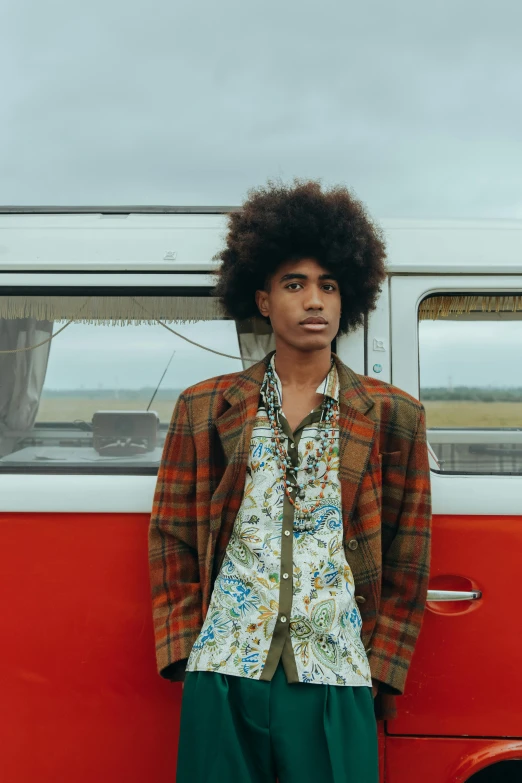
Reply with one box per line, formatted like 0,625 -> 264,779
255,289 -> 270,319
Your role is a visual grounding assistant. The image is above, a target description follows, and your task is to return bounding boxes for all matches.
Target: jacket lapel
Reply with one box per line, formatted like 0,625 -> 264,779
214,357 -> 268,461
211,356 -> 269,534
334,356 -> 378,531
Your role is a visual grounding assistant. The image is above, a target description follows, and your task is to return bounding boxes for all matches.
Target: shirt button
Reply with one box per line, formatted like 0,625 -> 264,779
348,539 -> 358,551
282,573 -> 289,579
280,615 -> 287,623
290,442 -> 295,449
355,595 -> 366,604
284,530 -> 291,536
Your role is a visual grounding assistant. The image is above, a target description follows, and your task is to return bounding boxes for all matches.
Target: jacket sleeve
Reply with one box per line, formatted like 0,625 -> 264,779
368,403 -> 432,695
148,394 -> 202,680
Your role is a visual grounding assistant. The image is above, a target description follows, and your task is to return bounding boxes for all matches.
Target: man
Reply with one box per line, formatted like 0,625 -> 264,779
148,179 -> 432,783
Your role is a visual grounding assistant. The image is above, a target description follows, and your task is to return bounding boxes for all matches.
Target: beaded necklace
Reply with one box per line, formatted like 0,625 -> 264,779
263,361 -> 339,533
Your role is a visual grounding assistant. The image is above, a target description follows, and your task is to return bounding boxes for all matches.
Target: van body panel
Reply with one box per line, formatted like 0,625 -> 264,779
366,277 -> 391,382
385,737 -> 522,783
387,514 -> 522,737
2,214 -> 522,781
2,212 -> 522,273
0,511 -> 181,783
388,273 -> 522,745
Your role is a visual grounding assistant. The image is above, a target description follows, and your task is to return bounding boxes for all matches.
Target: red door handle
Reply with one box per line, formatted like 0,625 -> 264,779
426,574 -> 482,615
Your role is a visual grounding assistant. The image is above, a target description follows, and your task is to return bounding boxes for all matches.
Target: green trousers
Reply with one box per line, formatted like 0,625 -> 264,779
176,661 -> 379,783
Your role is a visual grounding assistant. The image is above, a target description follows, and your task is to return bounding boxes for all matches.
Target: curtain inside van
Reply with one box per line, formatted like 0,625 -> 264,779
0,318 -> 53,456
235,318 -> 275,368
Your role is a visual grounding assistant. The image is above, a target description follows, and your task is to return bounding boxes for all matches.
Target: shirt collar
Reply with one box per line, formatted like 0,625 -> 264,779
262,353 -> 340,408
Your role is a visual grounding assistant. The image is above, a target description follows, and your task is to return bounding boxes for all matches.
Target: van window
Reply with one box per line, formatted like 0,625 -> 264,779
418,293 -> 522,475
0,293 -> 273,473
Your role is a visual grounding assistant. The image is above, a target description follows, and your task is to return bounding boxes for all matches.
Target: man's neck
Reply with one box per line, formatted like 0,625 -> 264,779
273,343 -> 332,390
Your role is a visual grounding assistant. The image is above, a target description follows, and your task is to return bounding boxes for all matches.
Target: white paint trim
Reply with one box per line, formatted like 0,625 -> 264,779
0,474 -> 157,513
2,215 -> 522,274
0,470 -> 519,515
336,329 -> 365,375
0,263 -> 220,272
366,280 -> 391,383
431,472 -> 522,515
0,272 -> 214,287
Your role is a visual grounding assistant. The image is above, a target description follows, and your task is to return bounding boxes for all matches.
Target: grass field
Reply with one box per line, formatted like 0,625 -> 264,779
423,400 -> 522,428
36,397 -> 522,429
37,397 -> 178,424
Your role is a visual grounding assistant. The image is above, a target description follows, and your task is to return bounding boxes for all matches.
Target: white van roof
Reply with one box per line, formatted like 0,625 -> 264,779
1,207 -> 522,274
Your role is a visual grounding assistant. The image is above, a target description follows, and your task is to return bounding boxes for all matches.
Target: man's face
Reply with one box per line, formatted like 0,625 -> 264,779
255,257 -> 341,352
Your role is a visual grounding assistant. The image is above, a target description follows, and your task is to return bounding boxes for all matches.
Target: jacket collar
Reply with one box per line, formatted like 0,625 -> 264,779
221,350 -> 375,416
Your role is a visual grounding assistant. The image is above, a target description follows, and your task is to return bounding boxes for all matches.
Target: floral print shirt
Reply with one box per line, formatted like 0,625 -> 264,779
186,355 -> 372,687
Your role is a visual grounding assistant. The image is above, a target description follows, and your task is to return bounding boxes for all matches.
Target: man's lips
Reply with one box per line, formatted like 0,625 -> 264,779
300,317 -> 328,324
299,316 -> 328,331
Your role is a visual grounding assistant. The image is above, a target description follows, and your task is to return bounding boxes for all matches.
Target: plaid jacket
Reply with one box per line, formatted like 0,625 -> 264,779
148,352 -> 432,720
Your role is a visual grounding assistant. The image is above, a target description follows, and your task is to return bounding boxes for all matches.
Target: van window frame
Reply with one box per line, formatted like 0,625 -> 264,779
0,281 -> 230,476
390,274 -> 522,479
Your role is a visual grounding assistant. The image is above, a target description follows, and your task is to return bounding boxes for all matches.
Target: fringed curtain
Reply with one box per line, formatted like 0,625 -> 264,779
3,293 -> 522,324
419,294 -> 522,320
0,295 -> 225,325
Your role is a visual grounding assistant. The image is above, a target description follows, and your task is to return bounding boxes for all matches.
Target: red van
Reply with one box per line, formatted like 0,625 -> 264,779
1,208 -> 521,782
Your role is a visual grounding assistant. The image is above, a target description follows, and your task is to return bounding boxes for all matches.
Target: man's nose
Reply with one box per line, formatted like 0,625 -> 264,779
304,285 -> 324,310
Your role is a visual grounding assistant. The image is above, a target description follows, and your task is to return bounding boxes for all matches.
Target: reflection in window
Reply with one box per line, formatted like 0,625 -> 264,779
0,295 -> 274,472
418,294 -> 522,475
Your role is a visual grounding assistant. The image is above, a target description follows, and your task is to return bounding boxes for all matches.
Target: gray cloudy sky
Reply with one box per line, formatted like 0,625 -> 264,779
1,0 -> 522,217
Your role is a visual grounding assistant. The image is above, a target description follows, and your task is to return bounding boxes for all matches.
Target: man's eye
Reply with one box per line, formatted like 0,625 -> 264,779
286,283 -> 302,290
323,284 -> 337,291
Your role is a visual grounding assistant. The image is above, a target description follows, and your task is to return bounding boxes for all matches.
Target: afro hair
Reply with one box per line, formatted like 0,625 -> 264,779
213,177 -> 387,335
